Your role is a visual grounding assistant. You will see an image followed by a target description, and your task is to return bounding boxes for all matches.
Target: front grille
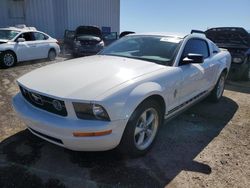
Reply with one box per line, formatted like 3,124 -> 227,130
19,85 -> 67,117
29,128 -> 63,145
80,40 -> 99,45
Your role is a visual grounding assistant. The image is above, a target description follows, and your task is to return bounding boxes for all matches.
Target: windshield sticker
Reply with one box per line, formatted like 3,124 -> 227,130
160,37 -> 181,43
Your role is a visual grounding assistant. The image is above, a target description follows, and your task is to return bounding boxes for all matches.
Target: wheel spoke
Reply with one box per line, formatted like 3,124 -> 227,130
146,129 -> 153,136
141,111 -> 147,123
134,127 -> 143,136
137,131 -> 145,145
146,113 -> 155,127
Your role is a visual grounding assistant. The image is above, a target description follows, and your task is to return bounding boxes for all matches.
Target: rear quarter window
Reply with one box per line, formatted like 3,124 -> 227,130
33,32 -> 49,40
211,42 -> 220,54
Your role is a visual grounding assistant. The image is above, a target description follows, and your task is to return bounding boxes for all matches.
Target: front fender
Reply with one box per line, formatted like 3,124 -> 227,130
122,82 -> 166,121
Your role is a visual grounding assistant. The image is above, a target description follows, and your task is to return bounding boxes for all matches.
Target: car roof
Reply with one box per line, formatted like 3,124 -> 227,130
0,25 -> 37,32
126,32 -> 210,40
130,32 -> 186,39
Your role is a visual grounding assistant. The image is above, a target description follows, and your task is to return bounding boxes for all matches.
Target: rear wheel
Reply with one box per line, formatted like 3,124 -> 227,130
0,51 -> 16,68
48,49 -> 56,61
118,99 -> 163,157
209,72 -> 226,102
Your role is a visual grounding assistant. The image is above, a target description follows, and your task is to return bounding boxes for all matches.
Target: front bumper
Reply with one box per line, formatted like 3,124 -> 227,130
12,93 -> 127,151
73,46 -> 102,56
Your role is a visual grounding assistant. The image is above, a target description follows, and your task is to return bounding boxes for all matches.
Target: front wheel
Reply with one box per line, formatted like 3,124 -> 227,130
118,99 -> 163,157
0,51 -> 16,68
209,72 -> 226,102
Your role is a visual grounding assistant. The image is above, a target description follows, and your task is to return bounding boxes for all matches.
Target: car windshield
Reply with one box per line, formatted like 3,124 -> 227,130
100,35 -> 182,65
0,30 -> 20,40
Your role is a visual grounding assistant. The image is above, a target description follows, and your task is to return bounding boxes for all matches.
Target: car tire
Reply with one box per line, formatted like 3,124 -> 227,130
0,51 -> 16,68
118,99 -> 163,157
209,72 -> 226,102
48,49 -> 56,61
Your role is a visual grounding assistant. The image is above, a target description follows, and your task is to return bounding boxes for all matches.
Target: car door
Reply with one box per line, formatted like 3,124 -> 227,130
177,38 -> 212,105
14,32 -> 39,61
33,32 -> 50,59
64,30 -> 75,50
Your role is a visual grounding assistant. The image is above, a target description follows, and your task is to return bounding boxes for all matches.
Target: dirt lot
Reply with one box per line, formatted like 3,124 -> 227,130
0,58 -> 249,188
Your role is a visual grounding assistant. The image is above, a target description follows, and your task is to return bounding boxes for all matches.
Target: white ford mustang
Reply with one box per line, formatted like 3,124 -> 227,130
12,31 -> 231,156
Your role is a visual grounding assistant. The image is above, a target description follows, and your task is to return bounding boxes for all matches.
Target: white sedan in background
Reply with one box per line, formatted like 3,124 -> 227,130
0,25 -> 60,68
13,31 -> 231,157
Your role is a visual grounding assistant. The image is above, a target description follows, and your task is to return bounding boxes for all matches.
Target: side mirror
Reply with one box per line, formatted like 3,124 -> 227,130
182,53 -> 204,64
17,38 -> 25,43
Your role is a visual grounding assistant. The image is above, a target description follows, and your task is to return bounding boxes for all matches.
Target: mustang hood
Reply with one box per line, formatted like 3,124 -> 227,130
18,55 -> 164,100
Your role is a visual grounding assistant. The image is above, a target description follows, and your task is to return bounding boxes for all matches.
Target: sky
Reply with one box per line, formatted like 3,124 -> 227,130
120,0 -> 250,34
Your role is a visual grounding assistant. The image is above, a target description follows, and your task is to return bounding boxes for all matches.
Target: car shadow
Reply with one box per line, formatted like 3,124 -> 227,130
0,96 -> 238,188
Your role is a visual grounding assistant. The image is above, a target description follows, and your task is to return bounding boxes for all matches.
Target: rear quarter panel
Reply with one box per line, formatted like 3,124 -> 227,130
212,50 -> 231,85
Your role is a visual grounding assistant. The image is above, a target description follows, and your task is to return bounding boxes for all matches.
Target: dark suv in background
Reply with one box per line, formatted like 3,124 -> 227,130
64,26 -> 104,57
206,27 -> 250,80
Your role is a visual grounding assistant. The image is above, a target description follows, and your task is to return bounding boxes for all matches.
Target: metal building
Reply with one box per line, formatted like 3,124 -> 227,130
0,0 -> 120,39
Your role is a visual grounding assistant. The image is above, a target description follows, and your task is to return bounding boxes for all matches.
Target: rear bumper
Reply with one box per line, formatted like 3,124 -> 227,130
12,93 -> 127,151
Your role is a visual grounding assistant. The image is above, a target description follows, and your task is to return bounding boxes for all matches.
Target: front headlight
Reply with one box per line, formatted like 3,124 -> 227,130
73,103 -> 110,121
232,57 -> 243,63
97,41 -> 104,47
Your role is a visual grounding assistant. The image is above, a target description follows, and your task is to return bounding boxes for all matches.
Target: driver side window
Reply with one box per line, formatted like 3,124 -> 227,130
180,38 -> 210,65
17,32 -> 35,41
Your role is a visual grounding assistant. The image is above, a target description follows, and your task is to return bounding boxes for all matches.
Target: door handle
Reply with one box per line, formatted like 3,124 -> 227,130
31,45 -> 37,47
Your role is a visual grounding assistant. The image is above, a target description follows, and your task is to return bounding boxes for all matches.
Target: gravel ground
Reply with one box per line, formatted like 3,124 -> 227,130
0,58 -> 249,188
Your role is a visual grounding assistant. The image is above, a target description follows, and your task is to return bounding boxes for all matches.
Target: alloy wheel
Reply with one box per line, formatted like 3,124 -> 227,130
3,53 -> 15,67
134,108 -> 159,150
217,75 -> 225,98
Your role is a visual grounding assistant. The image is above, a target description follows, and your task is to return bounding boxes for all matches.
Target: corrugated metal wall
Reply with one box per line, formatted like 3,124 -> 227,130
67,0 -> 120,33
53,0 -> 68,38
0,0 -> 120,39
25,0 -> 55,37
0,0 -> 25,26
